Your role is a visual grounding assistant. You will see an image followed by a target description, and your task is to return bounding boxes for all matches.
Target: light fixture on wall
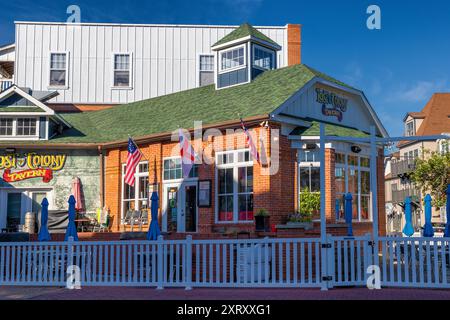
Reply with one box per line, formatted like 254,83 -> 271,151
302,143 -> 317,150
351,145 -> 362,154
5,148 -> 15,153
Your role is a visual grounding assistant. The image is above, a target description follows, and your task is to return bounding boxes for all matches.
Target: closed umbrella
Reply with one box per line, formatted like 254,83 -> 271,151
65,195 -> 79,241
37,198 -> 51,241
423,194 -> 434,237
402,197 -> 414,237
344,193 -> 353,237
445,184 -> 450,237
147,191 -> 161,240
71,177 -> 83,212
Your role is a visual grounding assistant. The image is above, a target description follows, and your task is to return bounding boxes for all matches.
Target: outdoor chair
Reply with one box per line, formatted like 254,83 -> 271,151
122,210 -> 133,231
139,210 -> 149,231
130,210 -> 142,232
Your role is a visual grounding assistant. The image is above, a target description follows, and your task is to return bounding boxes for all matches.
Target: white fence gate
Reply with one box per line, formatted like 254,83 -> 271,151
0,235 -> 449,289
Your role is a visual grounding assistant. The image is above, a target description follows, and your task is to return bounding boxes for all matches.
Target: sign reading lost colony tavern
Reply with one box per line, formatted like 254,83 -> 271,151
315,88 -> 348,122
0,153 -> 67,183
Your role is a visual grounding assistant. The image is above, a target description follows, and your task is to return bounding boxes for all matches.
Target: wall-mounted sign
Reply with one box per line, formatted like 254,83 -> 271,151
198,180 -> 212,208
315,88 -> 348,122
0,153 -> 66,183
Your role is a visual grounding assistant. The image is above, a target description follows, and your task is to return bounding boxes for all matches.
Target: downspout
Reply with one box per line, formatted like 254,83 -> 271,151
98,145 -> 105,208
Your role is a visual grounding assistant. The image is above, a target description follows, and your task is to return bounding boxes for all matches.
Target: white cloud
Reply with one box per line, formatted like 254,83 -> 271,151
388,80 -> 449,102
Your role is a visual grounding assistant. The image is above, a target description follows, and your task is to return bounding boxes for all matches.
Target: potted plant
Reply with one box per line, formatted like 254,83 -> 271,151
255,208 -> 270,232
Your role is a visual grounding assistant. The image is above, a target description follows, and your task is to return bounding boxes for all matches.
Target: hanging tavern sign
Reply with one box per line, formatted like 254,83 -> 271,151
315,88 -> 348,122
0,153 -> 67,183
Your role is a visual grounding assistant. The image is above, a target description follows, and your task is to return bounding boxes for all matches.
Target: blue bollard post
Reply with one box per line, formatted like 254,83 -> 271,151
344,193 -> 353,237
423,194 -> 434,237
402,197 -> 414,237
445,185 -> 450,237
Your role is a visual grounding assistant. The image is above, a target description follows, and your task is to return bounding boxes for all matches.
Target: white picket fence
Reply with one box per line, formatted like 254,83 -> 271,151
0,235 -> 449,289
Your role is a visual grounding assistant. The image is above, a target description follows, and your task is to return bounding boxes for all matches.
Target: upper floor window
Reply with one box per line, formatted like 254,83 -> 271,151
199,55 -> 214,87
49,53 -> 68,87
220,46 -> 245,72
253,45 -> 274,70
0,118 -> 13,136
405,121 -> 415,137
0,117 -> 38,138
16,118 -> 37,136
113,54 -> 131,87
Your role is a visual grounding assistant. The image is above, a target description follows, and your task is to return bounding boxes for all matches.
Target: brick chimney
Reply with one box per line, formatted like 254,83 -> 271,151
287,24 -> 302,65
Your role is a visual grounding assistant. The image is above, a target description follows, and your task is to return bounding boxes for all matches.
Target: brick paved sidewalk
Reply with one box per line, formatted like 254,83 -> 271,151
1,286 -> 450,300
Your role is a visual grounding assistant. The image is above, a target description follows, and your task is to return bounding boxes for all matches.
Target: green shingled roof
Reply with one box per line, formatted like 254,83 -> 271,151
1,64 -> 357,145
0,107 -> 43,113
291,121 -> 371,138
212,23 -> 280,48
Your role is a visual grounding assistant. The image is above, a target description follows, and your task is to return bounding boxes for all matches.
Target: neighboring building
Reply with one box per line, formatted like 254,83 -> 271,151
0,22 -> 389,237
0,43 -> 14,92
12,21 -> 300,110
385,93 -> 450,235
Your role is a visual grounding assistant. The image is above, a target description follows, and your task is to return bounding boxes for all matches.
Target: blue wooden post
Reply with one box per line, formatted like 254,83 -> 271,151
423,194 -> 434,237
445,184 -> 450,237
402,197 -> 414,237
344,193 -> 353,237
335,198 -> 340,222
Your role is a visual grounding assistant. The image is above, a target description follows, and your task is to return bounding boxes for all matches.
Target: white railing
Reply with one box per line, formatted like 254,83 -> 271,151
0,237 -> 323,288
0,80 -> 12,92
378,237 -> 450,288
1,236 -> 448,289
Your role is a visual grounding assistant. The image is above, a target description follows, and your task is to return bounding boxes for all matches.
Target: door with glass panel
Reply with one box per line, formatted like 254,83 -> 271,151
6,193 -> 22,231
181,183 -> 197,233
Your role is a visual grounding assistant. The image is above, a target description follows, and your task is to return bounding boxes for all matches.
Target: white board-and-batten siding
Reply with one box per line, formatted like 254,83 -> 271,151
14,22 -> 289,105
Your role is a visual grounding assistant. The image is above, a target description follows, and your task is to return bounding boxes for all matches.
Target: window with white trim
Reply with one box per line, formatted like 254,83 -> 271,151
163,158 -> 199,181
335,153 -> 371,222
113,54 -> 131,87
405,121 -> 415,137
49,53 -> 67,87
438,138 -> 449,154
199,54 -> 214,87
16,118 -> 37,136
220,46 -> 245,72
253,45 -> 274,70
122,162 -> 149,220
298,148 -> 321,219
0,117 -> 38,138
216,149 -> 254,222
0,118 -> 13,136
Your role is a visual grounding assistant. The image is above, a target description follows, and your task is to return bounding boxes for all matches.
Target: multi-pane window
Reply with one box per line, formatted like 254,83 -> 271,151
199,55 -> 214,87
122,162 -> 149,222
217,149 -> 253,222
298,149 -> 321,216
113,54 -> 131,87
253,46 -> 274,70
335,153 -> 371,222
49,53 -> 67,87
220,46 -> 245,71
405,121 -> 415,136
163,158 -> 198,181
0,118 -> 13,136
16,118 -> 37,136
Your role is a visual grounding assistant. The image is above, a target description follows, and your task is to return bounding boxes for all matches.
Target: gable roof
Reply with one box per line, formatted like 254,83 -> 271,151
2,64 -> 379,146
212,23 -> 280,49
290,121 -> 372,138
399,93 -> 450,146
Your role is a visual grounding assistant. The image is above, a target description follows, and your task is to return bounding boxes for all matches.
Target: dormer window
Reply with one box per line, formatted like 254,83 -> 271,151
220,46 -> 246,72
16,118 -> 37,136
0,117 -> 38,138
405,121 -> 415,136
253,45 -> 275,70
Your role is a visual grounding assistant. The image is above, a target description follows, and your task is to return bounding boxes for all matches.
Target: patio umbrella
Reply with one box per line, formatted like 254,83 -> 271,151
344,193 -> 353,237
147,191 -> 161,240
64,195 -> 79,241
71,177 -> 83,212
445,184 -> 450,237
402,197 -> 414,237
37,198 -> 51,241
423,194 -> 434,237
335,198 -> 340,222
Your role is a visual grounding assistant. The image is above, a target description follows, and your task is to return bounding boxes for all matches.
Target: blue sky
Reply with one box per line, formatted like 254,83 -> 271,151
1,0 -> 450,136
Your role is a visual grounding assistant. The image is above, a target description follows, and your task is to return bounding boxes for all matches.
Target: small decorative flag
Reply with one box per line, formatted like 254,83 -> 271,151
240,118 -> 260,164
179,129 -> 197,178
124,137 -> 143,186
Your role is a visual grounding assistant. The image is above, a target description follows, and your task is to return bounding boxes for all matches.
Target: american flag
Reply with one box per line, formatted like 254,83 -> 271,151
179,129 -> 197,178
240,118 -> 260,164
124,137 -> 143,186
